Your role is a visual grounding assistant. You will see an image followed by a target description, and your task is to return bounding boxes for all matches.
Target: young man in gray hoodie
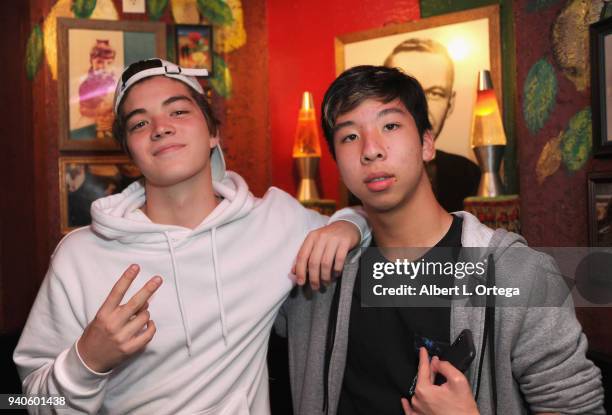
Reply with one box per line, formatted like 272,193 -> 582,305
277,65 -> 604,414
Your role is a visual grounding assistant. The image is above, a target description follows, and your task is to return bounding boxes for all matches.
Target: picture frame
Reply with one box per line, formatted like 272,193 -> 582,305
175,24 -> 213,75
588,171 -> 612,247
590,16 -> 612,157
59,156 -> 142,234
334,5 -> 502,207
57,18 -> 166,151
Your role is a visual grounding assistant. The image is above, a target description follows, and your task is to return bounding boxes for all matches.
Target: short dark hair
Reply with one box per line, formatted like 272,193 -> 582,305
112,76 -> 219,155
321,65 -> 432,158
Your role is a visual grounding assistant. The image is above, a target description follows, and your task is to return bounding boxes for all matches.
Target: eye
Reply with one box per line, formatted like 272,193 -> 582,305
425,89 -> 448,100
383,123 -> 400,131
128,120 -> 148,132
171,109 -> 189,117
341,133 -> 358,143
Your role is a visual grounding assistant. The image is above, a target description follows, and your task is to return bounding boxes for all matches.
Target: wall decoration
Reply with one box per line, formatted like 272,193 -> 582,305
560,107 -> 592,172
59,156 -> 141,234
335,5 -> 501,166
210,53 -> 232,98
171,0 -> 200,24
147,0 -> 169,20
175,24 -> 213,72
72,0 -> 97,18
43,0 -> 119,81
25,24 -> 43,80
522,58 -> 557,134
214,0 -> 247,53
588,171 -> 612,246
536,132 -> 562,184
123,0 -> 146,14
88,0 -> 120,19
591,16 -> 612,156
196,0 -> 234,25
551,0 -> 603,92
57,18 -> 166,151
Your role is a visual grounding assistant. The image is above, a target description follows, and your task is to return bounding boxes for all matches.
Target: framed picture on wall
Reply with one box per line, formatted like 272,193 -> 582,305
175,24 -> 213,74
588,171 -> 612,247
57,18 -> 166,151
334,5 -> 502,208
590,16 -> 612,156
59,156 -> 142,234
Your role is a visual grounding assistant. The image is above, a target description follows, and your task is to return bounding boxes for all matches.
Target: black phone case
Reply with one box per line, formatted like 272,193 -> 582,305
434,329 -> 476,385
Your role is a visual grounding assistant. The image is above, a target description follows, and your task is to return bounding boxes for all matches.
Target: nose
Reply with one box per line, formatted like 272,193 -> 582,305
151,117 -> 175,141
361,132 -> 386,164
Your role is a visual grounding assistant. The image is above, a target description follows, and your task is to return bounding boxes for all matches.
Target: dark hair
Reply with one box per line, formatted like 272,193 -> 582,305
112,76 -> 219,155
321,65 -> 432,158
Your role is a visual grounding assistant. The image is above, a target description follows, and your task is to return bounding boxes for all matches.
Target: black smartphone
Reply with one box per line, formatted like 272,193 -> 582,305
434,329 -> 476,385
408,329 -> 476,397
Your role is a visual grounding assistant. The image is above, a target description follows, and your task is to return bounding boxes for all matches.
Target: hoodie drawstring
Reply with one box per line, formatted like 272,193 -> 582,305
164,231 -> 193,356
211,227 -> 229,346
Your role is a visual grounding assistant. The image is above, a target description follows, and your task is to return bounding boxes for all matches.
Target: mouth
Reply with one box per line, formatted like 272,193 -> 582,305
153,144 -> 185,156
364,173 -> 396,192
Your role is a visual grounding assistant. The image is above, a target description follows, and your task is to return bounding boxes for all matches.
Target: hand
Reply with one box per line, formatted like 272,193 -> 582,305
77,264 -> 162,373
401,347 -> 479,415
293,220 -> 360,290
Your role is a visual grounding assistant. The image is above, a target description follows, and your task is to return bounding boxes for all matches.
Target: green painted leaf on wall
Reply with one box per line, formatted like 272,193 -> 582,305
197,0 -> 234,25
526,0 -> 562,13
560,108 -> 591,172
147,0 -> 168,21
523,58 -> 557,134
25,25 -> 43,81
210,53 -> 232,98
71,0 -> 97,18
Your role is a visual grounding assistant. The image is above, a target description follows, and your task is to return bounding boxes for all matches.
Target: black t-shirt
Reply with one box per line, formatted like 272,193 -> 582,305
337,215 -> 463,415
428,150 -> 481,213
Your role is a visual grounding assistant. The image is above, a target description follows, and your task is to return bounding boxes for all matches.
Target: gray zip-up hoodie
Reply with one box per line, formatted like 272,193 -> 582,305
276,211 -> 604,414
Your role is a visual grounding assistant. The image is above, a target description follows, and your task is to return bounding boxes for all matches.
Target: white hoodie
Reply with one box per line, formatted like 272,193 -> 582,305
14,171 -> 368,414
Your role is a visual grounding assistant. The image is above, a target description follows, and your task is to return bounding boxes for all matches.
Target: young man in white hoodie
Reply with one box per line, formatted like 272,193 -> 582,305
14,59 -> 369,414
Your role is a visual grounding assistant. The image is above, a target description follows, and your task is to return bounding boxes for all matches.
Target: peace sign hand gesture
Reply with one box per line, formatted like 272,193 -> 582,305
77,264 -> 162,373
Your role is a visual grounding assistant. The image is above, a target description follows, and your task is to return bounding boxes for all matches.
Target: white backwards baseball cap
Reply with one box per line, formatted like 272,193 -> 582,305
114,58 -> 226,182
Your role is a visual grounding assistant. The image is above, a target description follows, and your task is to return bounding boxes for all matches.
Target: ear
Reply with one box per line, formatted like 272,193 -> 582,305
447,90 -> 456,116
421,130 -> 435,162
209,133 -> 220,149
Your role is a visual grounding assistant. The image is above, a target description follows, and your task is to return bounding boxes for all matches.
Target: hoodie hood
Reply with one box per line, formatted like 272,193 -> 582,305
454,210 -> 526,259
91,170 -> 253,246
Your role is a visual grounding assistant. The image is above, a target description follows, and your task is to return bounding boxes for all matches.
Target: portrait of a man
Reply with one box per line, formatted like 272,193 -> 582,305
384,38 -> 480,211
